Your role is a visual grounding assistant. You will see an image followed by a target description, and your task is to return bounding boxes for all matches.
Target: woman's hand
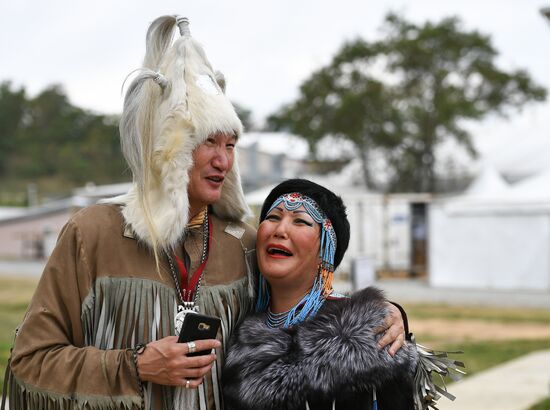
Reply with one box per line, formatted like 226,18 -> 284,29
375,303 -> 405,357
136,336 -> 221,388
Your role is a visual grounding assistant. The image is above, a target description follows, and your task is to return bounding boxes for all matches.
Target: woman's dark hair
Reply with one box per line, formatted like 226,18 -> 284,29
259,179 -> 350,269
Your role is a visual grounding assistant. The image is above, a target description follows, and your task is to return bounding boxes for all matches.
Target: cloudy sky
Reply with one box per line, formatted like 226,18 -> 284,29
1,0 -> 549,160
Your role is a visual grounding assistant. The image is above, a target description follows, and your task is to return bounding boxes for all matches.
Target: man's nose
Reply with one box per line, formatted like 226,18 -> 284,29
211,147 -> 231,171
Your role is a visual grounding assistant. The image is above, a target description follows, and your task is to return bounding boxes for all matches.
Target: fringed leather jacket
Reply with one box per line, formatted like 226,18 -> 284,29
5,204 -> 256,410
223,287 -> 418,410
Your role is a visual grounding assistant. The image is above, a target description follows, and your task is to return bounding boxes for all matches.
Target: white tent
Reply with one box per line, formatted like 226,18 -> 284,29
463,162 -> 510,198
429,164 -> 550,290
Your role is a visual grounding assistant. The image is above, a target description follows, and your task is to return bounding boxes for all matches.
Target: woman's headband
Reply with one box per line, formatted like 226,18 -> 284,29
266,192 -> 337,271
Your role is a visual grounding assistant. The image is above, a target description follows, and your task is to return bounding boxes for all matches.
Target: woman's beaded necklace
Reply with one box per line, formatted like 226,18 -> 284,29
265,274 -> 326,328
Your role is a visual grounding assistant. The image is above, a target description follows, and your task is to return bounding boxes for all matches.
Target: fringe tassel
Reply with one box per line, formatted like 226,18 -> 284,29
81,277 -> 176,350
173,384 -> 197,409
5,268 -> 251,410
412,337 -> 466,410
243,249 -> 257,300
199,277 -> 251,351
79,276 -> 251,410
6,375 -> 141,410
1,354 -> 12,410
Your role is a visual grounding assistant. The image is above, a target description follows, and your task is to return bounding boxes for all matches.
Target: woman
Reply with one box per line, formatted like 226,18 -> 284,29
223,179 -> 462,410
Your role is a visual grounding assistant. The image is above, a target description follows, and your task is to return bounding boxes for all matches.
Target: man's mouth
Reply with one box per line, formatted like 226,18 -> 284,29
206,175 -> 224,184
267,244 -> 293,257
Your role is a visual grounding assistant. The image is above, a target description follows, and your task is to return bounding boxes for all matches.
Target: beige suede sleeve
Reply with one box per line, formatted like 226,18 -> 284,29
9,220 -> 141,404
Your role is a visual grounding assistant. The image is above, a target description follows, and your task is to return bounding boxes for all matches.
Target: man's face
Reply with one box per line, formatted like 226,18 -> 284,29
188,133 -> 236,215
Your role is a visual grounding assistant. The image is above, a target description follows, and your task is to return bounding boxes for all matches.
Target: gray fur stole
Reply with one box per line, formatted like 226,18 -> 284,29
222,287 -> 418,410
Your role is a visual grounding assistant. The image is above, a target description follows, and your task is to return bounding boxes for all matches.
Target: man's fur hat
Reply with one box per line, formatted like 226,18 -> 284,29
106,16 -> 249,250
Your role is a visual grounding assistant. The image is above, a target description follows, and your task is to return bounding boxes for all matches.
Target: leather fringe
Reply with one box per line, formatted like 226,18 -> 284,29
412,336 -> 466,410
3,276 -> 251,410
4,375 -> 140,410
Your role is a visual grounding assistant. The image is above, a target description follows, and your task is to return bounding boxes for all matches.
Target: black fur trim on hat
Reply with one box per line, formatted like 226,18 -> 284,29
259,179 -> 350,269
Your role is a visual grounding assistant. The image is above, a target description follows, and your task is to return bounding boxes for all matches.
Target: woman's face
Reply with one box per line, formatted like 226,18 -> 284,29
256,204 -> 321,287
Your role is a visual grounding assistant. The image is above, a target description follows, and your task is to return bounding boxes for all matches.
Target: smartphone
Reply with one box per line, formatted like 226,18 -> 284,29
177,313 -> 221,356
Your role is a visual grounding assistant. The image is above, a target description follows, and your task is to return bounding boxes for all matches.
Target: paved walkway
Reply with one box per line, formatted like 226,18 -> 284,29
437,349 -> 550,410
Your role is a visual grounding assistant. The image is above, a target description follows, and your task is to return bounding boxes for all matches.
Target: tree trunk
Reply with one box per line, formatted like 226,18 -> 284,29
359,144 -> 375,191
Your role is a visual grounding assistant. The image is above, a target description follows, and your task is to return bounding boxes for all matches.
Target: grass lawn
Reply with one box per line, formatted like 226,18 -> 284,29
405,302 -> 550,409
439,338 -> 550,376
530,398 -> 550,410
0,276 -> 38,395
1,276 -> 549,409
403,302 -> 550,376
404,303 -> 550,324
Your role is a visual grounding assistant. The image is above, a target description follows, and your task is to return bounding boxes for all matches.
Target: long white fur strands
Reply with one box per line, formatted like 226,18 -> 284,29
107,15 -> 249,252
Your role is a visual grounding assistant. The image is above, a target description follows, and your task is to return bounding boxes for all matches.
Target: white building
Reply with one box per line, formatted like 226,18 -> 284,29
237,132 -> 310,191
246,161 -> 432,281
429,163 -> 550,291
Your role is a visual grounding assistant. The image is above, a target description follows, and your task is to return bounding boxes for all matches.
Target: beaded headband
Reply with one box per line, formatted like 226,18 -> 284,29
267,193 -> 337,270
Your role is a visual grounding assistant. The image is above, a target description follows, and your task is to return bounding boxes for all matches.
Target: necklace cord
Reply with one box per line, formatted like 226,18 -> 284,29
166,211 -> 212,306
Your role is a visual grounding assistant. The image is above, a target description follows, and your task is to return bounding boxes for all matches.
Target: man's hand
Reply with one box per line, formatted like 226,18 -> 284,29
375,303 -> 406,357
136,336 -> 221,388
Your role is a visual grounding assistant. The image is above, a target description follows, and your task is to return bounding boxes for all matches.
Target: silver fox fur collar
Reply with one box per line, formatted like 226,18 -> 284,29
223,287 -> 419,410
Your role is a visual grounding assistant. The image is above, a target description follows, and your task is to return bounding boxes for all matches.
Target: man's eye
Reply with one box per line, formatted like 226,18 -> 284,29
226,144 -> 235,150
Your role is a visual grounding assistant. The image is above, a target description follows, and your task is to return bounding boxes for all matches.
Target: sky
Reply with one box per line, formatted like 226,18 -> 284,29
1,0 -> 549,163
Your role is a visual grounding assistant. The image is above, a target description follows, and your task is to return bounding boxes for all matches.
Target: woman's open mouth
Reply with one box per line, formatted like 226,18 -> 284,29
267,244 -> 293,258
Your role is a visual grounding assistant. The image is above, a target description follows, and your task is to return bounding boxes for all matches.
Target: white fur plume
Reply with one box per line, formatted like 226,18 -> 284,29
108,15 -> 249,250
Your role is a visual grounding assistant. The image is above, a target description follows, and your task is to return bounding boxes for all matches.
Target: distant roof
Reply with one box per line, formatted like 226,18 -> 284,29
486,137 -> 550,181
238,132 -> 310,160
0,207 -> 27,221
464,162 -> 510,198
442,161 -> 550,214
73,182 -> 131,199
0,197 -> 85,225
246,184 -> 277,206
507,168 -> 550,201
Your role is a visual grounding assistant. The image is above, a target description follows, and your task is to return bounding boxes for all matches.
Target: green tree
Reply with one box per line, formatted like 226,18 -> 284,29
268,14 -> 547,192
0,82 -> 26,176
233,102 -> 255,131
14,85 -> 89,178
1,83 -> 125,191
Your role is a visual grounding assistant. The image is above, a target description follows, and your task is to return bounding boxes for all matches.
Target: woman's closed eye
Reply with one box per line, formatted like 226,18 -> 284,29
295,218 -> 313,227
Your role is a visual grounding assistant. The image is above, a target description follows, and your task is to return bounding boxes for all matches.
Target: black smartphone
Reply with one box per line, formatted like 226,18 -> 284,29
177,313 -> 221,356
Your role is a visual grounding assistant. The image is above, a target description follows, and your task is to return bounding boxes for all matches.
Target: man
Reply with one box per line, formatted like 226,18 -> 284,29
4,15 -> 405,410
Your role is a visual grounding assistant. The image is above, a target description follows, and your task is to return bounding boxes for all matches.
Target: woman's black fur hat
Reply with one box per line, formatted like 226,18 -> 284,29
259,178 -> 351,269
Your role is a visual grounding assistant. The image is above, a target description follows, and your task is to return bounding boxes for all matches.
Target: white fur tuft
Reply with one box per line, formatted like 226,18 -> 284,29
114,16 -> 249,250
